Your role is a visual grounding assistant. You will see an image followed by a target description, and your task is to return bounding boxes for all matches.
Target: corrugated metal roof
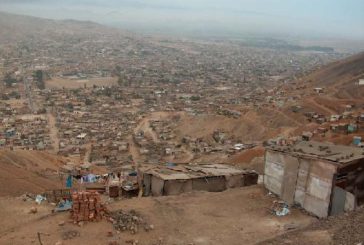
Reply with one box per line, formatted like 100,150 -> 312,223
139,163 -> 251,180
267,141 -> 364,165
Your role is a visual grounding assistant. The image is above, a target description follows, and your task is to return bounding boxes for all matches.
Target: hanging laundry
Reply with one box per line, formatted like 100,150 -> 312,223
66,175 -> 73,188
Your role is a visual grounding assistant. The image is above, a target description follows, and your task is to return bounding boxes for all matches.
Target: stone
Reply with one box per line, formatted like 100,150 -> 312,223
58,221 -> 65,226
29,207 -> 37,214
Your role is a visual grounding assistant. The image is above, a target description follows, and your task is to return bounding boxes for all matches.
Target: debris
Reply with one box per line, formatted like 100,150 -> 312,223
125,239 -> 139,245
108,209 -> 150,235
55,200 -> 72,212
30,207 -> 38,214
58,221 -> 65,226
20,193 -> 35,202
271,201 -> 290,216
35,195 -> 46,205
61,230 -> 80,240
144,224 -> 155,232
276,207 -> 290,216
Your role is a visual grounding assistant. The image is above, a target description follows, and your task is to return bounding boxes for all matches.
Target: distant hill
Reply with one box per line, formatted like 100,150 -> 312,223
0,11 -> 117,45
306,52 -> 364,86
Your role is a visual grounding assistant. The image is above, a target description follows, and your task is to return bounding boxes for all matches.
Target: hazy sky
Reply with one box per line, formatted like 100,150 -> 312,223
1,0 -> 363,40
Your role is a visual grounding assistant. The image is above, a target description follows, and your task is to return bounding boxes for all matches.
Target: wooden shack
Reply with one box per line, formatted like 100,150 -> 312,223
264,141 -> 364,217
138,164 -> 258,197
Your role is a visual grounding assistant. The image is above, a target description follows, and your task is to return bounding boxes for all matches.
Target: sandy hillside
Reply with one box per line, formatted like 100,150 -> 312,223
174,111 -> 275,143
0,150 -> 65,196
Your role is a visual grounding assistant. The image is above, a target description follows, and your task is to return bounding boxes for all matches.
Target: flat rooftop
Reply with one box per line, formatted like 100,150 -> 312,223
267,141 -> 364,165
139,163 -> 251,180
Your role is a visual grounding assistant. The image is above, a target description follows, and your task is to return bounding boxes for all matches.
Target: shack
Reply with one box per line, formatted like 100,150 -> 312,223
138,164 -> 258,197
264,141 -> 364,218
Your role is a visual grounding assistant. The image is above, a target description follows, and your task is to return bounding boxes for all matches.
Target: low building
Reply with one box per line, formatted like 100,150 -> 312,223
314,87 -> 324,93
138,163 -> 258,197
264,141 -> 364,218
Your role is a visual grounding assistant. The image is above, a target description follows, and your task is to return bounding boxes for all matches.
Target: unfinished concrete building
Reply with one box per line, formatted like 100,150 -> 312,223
264,141 -> 364,217
138,164 -> 258,197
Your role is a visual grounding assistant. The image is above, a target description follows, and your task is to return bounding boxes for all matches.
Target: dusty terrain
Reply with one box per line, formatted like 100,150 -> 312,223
0,150 -> 65,196
260,206 -> 364,245
0,186 -> 314,245
46,77 -> 118,89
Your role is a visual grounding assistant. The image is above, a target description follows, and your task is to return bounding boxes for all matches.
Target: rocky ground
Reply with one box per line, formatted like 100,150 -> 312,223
260,206 -> 364,245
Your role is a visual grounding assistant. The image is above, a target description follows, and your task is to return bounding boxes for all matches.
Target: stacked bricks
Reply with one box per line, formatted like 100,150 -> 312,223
71,191 -> 107,223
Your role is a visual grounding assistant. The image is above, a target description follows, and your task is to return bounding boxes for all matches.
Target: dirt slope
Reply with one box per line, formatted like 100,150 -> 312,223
0,150 -> 65,196
305,52 -> 364,87
175,111 -> 276,143
303,52 -> 364,99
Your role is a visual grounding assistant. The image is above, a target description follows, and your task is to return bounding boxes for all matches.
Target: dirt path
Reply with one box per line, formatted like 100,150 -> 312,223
127,135 -> 142,165
129,111 -> 192,164
136,118 -> 160,143
47,112 -> 59,154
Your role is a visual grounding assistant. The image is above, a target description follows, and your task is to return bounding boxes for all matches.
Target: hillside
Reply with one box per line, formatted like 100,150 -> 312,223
0,150 -> 65,196
306,52 -> 364,86
0,11 -> 119,45
303,52 -> 364,99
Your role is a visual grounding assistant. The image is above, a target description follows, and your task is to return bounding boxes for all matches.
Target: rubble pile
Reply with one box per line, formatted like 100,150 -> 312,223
71,191 -> 108,223
108,209 -> 153,234
270,200 -> 290,216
